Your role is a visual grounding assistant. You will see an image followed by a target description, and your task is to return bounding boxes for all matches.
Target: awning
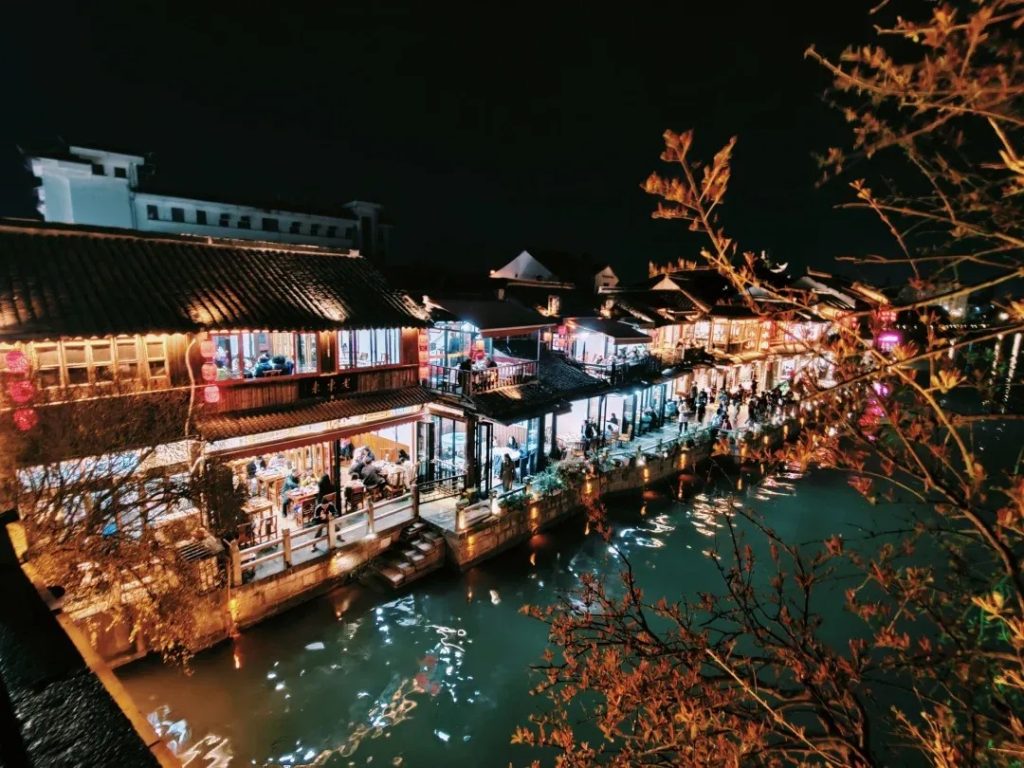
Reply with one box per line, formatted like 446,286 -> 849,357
568,318 -> 651,345
430,298 -> 553,338
200,387 -> 432,454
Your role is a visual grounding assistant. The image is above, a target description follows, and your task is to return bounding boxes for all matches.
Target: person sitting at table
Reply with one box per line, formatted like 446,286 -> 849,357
282,468 -> 301,516
271,354 -> 294,376
253,350 -> 274,377
360,462 -> 383,490
397,448 -> 410,465
507,434 -> 519,451
317,473 -> 335,504
258,455 -> 269,471
349,459 -> 366,480
339,438 -> 354,460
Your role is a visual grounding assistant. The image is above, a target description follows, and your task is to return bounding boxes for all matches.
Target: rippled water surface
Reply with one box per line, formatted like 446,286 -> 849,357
118,468 -> 927,767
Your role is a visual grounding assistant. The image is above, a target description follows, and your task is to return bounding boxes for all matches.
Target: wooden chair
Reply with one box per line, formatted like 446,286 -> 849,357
617,424 -> 633,445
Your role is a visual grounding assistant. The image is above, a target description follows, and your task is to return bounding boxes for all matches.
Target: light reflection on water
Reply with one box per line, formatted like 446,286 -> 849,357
119,465 -> 899,768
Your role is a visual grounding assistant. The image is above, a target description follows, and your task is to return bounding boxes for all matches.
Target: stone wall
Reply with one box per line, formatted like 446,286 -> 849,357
444,439 -> 715,569
89,534 -> 398,666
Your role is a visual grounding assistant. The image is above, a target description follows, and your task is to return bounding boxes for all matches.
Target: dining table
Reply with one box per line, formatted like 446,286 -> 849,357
286,484 -> 320,523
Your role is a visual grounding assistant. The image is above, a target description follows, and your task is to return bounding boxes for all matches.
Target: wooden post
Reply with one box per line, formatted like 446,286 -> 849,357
282,528 -> 293,568
229,539 -> 242,587
366,497 -> 376,537
411,482 -> 420,519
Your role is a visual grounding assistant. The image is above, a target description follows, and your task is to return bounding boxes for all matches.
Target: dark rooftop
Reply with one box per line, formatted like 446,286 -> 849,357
427,297 -> 553,337
200,386 -> 432,442
0,220 -> 428,341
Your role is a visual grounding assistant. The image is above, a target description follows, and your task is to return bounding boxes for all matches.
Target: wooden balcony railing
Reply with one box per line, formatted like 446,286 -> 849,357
577,355 -> 661,386
424,361 -> 538,397
207,364 -> 419,413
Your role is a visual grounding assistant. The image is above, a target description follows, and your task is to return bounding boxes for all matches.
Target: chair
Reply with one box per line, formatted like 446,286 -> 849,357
617,424 -> 633,445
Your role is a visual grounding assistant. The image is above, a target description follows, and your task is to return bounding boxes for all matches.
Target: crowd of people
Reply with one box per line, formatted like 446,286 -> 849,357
567,381 -> 797,458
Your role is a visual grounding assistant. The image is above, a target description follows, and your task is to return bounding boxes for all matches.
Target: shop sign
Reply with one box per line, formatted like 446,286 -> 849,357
298,373 -> 357,401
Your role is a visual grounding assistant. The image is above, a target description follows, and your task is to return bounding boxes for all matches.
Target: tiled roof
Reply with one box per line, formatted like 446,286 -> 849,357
0,220 -> 428,341
567,317 -> 651,344
428,297 -> 553,335
199,386 -> 432,442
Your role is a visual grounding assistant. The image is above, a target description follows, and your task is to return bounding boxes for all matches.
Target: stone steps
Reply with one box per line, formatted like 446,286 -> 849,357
364,522 -> 447,590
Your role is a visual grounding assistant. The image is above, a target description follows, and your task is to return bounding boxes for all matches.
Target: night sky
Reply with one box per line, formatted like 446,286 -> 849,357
1,1 -> 892,282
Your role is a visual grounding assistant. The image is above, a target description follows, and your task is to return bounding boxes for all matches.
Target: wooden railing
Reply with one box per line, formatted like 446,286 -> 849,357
417,473 -> 466,502
577,355 -> 661,386
208,364 -> 419,413
229,488 -> 421,585
424,361 -> 538,396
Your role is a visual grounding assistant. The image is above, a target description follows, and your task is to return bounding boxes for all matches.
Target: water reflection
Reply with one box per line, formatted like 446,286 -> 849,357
122,464 -> 869,768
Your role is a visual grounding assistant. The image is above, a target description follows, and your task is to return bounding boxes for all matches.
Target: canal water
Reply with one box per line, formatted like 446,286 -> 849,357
119,465 -> 917,768
116,338 -> 1024,767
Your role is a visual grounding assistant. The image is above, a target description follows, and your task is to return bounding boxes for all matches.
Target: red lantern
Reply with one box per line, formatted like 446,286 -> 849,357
203,385 -> 220,404
201,362 -> 218,382
200,339 -> 216,359
6,379 -> 34,404
4,350 -> 29,375
12,408 -> 38,432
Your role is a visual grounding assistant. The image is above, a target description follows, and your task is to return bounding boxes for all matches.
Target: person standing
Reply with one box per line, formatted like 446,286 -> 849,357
500,453 -> 516,493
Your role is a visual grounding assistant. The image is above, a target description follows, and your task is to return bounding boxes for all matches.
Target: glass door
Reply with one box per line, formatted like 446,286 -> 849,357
416,420 -> 435,482
475,420 -> 493,493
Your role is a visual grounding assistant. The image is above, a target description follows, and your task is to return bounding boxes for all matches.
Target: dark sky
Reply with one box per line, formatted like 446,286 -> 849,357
0,1 -> 892,282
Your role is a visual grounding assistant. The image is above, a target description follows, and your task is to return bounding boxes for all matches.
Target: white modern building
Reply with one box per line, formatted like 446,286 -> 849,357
24,144 -> 392,262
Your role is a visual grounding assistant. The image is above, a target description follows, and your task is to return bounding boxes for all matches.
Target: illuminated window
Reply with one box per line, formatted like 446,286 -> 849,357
210,332 -> 317,379
1,337 -> 161,390
338,328 -> 402,369
295,333 -> 317,373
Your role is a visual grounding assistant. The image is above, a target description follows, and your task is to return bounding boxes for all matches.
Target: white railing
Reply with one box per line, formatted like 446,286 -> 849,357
228,488 -> 421,585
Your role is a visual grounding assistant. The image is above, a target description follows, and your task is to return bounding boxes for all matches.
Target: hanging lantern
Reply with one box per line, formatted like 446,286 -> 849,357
203,385 -> 221,404
201,362 -> 218,382
4,350 -> 29,375
200,339 -> 216,358
13,407 -> 38,431
6,379 -> 34,404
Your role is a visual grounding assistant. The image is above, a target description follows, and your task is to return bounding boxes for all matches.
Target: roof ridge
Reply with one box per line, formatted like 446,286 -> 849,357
0,219 -> 364,259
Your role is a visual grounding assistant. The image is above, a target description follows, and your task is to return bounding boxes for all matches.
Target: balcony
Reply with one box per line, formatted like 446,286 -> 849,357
576,354 -> 660,386
425,361 -> 538,397
207,364 -> 419,414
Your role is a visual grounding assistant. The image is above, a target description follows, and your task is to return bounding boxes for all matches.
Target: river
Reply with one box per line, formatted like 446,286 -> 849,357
119,464 -> 921,768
